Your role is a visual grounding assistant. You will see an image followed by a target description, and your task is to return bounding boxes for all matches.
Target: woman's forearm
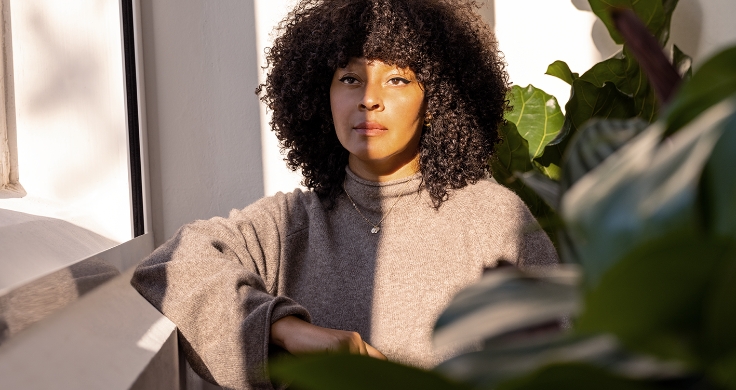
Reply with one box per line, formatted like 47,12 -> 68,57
270,315 -> 386,359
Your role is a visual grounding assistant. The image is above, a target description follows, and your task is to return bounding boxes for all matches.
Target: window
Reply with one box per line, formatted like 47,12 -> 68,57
0,1 -> 170,388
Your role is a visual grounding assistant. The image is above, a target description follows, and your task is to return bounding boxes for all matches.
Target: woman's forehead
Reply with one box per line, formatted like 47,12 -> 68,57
339,57 -> 417,75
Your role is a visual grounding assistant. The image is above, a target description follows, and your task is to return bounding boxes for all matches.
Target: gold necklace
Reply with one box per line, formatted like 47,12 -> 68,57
343,179 -> 413,234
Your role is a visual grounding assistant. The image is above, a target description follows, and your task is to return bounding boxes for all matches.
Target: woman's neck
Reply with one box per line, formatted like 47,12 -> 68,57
348,153 -> 420,182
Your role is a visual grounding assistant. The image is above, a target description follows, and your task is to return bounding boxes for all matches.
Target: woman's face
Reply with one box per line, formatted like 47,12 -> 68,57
330,57 -> 426,180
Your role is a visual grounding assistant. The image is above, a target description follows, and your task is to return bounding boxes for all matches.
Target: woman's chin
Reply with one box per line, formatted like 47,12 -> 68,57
348,151 -> 419,173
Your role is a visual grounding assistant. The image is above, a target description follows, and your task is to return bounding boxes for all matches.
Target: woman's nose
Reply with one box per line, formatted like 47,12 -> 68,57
359,85 -> 383,111
359,101 -> 382,110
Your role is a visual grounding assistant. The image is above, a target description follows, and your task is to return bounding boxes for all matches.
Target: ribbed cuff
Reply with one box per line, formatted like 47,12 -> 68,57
245,296 -> 310,390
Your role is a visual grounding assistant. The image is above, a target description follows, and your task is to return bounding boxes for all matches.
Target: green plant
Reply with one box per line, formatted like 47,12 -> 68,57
491,0 -> 692,229
269,2 -> 736,389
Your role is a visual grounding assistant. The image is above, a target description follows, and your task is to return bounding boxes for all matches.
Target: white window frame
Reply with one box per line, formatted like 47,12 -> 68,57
1,1 -> 12,193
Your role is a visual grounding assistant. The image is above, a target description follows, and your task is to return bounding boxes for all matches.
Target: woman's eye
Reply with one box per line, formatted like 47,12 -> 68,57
387,77 -> 411,86
339,76 -> 360,84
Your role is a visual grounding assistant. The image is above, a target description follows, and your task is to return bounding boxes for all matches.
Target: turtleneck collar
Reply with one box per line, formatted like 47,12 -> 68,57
342,166 -> 423,210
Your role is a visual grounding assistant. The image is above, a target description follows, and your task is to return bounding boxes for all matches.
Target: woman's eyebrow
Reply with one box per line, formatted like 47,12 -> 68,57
389,69 -> 416,79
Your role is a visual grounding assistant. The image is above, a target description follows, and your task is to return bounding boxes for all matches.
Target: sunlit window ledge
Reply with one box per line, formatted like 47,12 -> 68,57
0,266 -> 179,390
0,199 -> 151,297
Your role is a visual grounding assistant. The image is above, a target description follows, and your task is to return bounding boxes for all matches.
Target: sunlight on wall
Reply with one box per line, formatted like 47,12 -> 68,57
254,0 -> 305,197
0,0 -> 131,243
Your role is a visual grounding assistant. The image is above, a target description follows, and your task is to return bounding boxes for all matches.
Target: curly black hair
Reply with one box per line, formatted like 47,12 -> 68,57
256,0 -> 509,208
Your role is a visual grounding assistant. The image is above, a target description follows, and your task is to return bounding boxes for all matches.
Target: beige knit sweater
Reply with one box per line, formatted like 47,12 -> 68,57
131,169 -> 558,389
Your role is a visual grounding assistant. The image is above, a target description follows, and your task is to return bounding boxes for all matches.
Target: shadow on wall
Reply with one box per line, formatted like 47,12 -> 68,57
570,0 -> 621,60
669,0 -> 703,59
570,0 -> 703,62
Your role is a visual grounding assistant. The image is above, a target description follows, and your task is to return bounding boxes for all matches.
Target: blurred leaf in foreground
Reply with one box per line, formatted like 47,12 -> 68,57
496,362 -> 664,390
438,334 -> 685,389
270,354 -> 470,390
560,117 -> 649,193
561,98 -> 736,286
434,266 -> 580,349
576,235 -> 730,363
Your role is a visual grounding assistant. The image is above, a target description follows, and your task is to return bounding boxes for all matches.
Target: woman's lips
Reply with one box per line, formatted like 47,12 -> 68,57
353,122 -> 388,136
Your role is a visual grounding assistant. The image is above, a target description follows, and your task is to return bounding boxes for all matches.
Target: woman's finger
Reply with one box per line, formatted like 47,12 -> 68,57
364,342 -> 387,360
357,338 -> 368,355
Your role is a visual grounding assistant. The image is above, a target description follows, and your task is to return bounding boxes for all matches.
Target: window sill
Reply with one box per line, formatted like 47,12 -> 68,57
0,266 -> 179,390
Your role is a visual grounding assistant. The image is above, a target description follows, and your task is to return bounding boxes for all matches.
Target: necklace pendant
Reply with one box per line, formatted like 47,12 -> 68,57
371,226 -> 380,234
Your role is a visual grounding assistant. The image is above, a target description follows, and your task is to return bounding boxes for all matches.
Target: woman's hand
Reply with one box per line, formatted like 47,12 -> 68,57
270,316 -> 386,360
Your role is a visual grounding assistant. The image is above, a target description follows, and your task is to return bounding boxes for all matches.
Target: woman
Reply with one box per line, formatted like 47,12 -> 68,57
131,0 -> 558,389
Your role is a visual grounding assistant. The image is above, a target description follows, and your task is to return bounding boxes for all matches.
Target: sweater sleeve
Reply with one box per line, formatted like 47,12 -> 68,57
482,182 -> 559,270
509,191 -> 559,270
130,192 -> 310,390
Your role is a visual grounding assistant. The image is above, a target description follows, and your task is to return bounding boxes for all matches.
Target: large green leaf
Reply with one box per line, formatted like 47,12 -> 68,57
579,52 -> 658,123
496,363 -> 663,390
437,334 -> 684,389
576,235 -> 729,363
434,267 -> 580,348
270,354 -> 470,390
492,121 -> 534,176
664,45 -> 736,135
567,103 -> 736,367
588,0 -> 665,45
536,80 -> 637,170
491,121 -> 554,220
561,98 -> 736,286
505,85 -> 565,160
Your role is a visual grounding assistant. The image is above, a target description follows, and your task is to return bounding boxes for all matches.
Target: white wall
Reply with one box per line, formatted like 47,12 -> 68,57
140,0 -> 266,246
0,0 -> 132,243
